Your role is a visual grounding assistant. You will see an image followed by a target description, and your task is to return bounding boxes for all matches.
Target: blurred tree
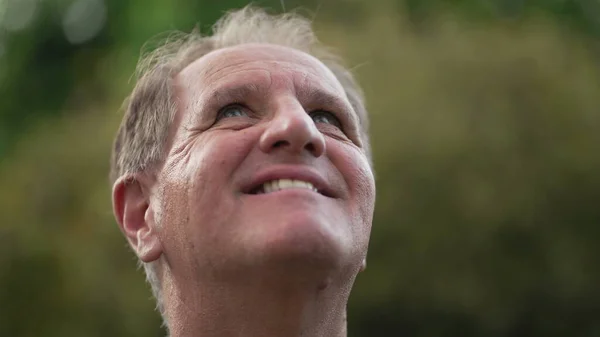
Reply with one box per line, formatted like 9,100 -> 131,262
400,0 -> 600,36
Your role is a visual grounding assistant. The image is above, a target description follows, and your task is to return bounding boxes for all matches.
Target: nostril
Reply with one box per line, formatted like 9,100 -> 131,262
272,140 -> 287,148
305,143 -> 316,153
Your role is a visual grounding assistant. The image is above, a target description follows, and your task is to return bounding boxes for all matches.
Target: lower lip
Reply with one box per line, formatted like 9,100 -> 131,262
246,188 -> 322,197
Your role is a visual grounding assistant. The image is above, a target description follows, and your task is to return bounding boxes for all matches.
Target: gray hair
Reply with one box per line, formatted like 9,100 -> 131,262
110,4 -> 370,331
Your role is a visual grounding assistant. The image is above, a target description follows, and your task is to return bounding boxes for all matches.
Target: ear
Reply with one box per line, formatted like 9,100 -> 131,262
112,175 -> 162,262
359,258 -> 367,272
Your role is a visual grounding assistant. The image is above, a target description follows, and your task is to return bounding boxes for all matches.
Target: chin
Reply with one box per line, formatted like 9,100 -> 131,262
251,211 -> 351,271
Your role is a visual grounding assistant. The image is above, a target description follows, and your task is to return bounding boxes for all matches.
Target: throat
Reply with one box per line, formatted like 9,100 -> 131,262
164,269 -> 350,337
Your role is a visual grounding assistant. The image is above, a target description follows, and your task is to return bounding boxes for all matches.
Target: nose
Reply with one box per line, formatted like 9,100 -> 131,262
259,100 -> 326,157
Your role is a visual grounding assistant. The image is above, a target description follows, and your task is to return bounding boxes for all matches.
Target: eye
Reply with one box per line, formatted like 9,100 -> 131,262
216,104 -> 249,121
309,110 -> 342,129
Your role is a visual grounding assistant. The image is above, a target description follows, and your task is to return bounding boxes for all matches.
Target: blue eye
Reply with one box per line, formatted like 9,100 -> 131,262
217,105 -> 248,120
310,110 -> 342,129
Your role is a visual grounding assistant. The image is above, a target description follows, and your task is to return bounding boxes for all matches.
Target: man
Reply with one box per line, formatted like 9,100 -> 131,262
110,6 -> 375,337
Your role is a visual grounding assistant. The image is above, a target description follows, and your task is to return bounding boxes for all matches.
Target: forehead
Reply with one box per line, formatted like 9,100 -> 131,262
177,43 -> 345,95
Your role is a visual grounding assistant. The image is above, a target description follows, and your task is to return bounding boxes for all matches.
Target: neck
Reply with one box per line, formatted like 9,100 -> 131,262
162,265 -> 355,337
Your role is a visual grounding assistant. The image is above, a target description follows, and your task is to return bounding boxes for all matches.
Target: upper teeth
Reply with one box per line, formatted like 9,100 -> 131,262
260,179 -> 317,194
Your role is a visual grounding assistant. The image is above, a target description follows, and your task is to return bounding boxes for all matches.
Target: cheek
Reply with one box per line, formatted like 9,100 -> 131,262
330,143 -> 376,236
329,140 -> 375,202
197,129 -> 258,171
168,129 -> 259,191
355,158 -> 376,217
154,130 -> 261,255
351,160 -> 376,241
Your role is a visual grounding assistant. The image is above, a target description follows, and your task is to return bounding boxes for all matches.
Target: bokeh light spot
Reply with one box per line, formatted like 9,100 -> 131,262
1,0 -> 37,32
62,0 -> 106,44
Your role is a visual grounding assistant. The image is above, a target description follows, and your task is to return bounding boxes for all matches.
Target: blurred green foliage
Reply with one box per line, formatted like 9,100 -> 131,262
1,0 -> 599,336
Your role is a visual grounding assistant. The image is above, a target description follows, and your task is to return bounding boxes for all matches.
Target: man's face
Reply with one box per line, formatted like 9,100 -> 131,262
151,43 -> 375,282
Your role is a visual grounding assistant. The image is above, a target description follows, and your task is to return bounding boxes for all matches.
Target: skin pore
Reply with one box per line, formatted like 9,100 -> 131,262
113,43 -> 375,337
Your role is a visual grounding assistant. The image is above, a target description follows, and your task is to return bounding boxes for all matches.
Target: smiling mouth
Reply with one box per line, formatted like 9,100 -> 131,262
249,179 -> 320,195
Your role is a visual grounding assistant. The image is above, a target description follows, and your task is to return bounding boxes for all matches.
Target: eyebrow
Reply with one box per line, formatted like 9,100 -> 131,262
298,85 -> 360,126
203,81 -> 357,124
298,86 -> 348,111
207,83 -> 263,108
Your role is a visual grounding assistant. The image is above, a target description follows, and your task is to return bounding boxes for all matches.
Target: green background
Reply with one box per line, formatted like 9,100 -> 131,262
1,0 -> 599,336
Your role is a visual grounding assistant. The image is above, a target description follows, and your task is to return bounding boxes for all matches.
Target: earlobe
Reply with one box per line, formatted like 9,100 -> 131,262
359,258 -> 367,272
112,175 -> 163,262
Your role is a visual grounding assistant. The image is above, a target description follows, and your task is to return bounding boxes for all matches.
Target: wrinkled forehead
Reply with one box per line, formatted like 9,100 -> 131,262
177,43 -> 346,94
